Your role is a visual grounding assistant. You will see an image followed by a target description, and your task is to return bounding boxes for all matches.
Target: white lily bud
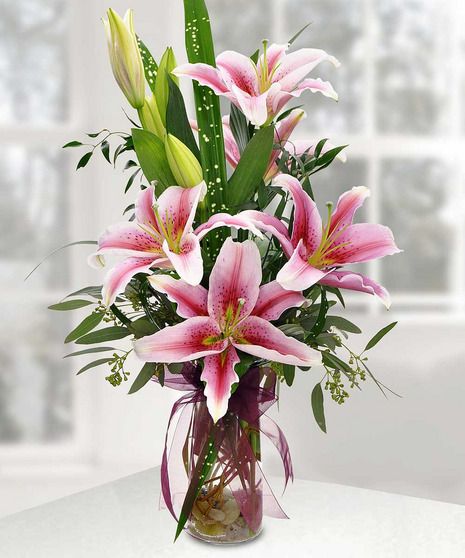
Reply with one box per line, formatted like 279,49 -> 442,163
103,9 -> 145,109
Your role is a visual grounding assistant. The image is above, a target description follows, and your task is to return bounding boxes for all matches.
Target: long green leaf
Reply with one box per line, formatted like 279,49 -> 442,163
227,126 -> 274,208
183,0 -> 228,256
132,128 -> 175,192
48,300 -> 94,311
76,358 -> 113,376
311,383 -> 326,433
364,322 -> 397,352
25,240 -> 97,281
229,104 -> 250,155
64,347 -> 116,359
324,316 -> 361,334
65,312 -> 104,343
128,362 -> 158,394
166,77 -> 200,160
75,326 -> 131,345
64,285 -> 102,300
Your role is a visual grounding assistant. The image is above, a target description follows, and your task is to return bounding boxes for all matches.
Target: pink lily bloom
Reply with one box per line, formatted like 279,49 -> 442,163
174,42 -> 339,126
134,238 -> 321,422
191,108 -> 346,183
271,174 -> 401,306
89,183 -> 206,307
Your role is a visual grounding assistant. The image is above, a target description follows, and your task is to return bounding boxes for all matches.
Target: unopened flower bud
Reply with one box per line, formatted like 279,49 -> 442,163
164,134 -> 203,188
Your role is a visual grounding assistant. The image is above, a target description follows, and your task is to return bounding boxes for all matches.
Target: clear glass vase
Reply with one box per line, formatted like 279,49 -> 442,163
186,405 -> 263,544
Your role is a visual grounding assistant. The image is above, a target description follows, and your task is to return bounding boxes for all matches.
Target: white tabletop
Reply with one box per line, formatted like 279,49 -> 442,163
1,467 -> 464,557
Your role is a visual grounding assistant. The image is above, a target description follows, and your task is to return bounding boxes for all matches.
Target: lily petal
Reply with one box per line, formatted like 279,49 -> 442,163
272,48 -> 340,91
276,240 -> 329,291
173,63 -> 228,95
208,238 -> 261,326
102,256 -> 159,307
135,186 -> 158,230
328,223 -> 401,264
216,50 -> 259,95
163,232 -> 203,286
233,316 -> 321,367
156,182 -> 207,239
239,210 -> 293,258
258,43 -> 289,78
329,186 -> 370,235
95,222 -> 163,258
319,270 -> 391,308
195,212 -> 264,241
273,173 -> 322,254
231,84 -> 270,126
221,116 -> 241,168
290,77 -> 338,101
252,281 -> 305,320
148,274 -> 208,318
201,346 -> 240,423
133,316 -> 227,363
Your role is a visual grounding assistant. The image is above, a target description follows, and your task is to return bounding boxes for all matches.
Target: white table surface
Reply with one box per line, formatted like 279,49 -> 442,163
1,467 -> 464,557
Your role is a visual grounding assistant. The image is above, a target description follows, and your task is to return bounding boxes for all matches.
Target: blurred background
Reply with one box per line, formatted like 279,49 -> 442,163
1,0 -> 465,518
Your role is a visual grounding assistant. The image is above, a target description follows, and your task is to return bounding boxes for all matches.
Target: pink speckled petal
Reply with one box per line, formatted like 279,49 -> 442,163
252,281 -> 305,320
217,50 -> 260,95
133,316 -> 227,363
319,270 -> 391,308
272,173 -> 322,254
194,212 -> 264,241
163,232 -> 203,286
276,240 -> 329,291
290,77 -> 338,101
201,346 -> 240,423
329,186 -> 370,235
102,256 -> 159,307
96,222 -> 163,258
208,238 -> 261,326
173,63 -> 228,95
230,84 -> 270,126
148,274 -> 208,318
135,186 -> 158,230
239,210 -> 293,258
232,316 -> 321,367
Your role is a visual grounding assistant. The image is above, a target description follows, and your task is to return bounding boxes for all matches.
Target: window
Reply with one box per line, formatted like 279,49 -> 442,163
210,0 -> 465,316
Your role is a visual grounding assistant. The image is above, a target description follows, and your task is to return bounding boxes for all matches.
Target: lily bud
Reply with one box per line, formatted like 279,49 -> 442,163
155,47 -> 179,125
138,94 -> 165,138
103,9 -> 145,109
165,134 -> 203,188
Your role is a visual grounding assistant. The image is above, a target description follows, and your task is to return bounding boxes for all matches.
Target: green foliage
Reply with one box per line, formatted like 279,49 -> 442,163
77,358 -> 113,376
227,126 -> 274,208
48,299 -> 94,311
75,326 -> 131,345
364,322 -> 397,352
311,383 -> 326,433
128,362 -> 162,394
65,312 -> 104,343
229,104 -> 250,155
137,36 -> 158,92
131,128 -> 175,192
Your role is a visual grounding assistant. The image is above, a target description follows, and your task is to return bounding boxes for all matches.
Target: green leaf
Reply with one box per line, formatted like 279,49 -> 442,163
65,312 -> 104,343
100,141 -> 110,163
310,288 -> 328,337
227,125 -> 274,208
229,104 -> 250,154
63,140 -> 83,148
128,362 -> 158,394
289,22 -> 312,45
155,48 -> 178,125
137,36 -> 158,93
364,322 -> 397,352
76,151 -> 93,170
87,131 -> 105,138
129,317 -> 159,339
64,347 -> 116,358
75,326 -> 131,345
283,364 -> 295,387
48,299 -> 94,311
311,383 -> 326,433
166,76 -> 201,160
65,285 -> 102,300
124,168 -> 140,194
77,358 -> 113,376
183,0 -> 228,255
324,316 -> 362,334
322,352 -> 353,375
25,240 -> 97,281
250,49 -> 260,64
131,128 -> 175,192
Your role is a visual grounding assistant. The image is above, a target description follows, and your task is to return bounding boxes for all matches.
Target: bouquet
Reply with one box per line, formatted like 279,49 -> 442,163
45,0 -> 401,544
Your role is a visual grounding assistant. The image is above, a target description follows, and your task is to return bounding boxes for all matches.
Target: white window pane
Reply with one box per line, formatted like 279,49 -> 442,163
209,0 -> 272,54
0,0 -> 68,124
284,0 -> 366,133
379,159 -> 451,293
375,0 -> 449,134
0,302 -> 72,443
0,146 -> 70,288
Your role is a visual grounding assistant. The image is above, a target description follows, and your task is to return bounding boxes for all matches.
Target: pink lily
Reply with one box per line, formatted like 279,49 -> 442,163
271,174 -> 401,306
134,238 -> 321,422
89,183 -> 206,306
174,42 -> 339,126
191,108 -> 346,183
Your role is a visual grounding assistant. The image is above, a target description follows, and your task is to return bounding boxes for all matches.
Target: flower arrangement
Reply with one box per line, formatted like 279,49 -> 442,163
46,0 -> 400,544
